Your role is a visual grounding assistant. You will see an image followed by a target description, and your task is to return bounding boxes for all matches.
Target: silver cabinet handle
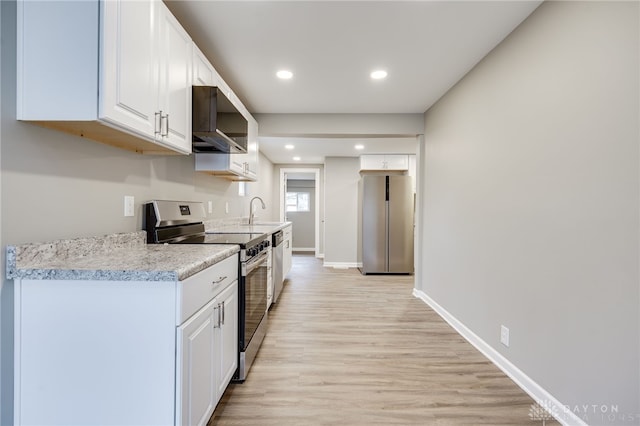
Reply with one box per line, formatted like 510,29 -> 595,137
212,276 -> 227,285
154,111 -> 162,136
221,301 -> 225,325
213,305 -> 220,328
162,113 -> 170,137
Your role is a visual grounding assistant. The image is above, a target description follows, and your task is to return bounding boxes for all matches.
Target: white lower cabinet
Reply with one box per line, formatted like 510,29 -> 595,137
217,282 -> 239,396
179,302 -> 217,426
283,225 -> 293,278
13,254 -> 238,426
178,280 -> 238,426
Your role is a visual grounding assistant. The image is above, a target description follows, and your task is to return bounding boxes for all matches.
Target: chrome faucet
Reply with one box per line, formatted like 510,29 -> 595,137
248,196 -> 266,225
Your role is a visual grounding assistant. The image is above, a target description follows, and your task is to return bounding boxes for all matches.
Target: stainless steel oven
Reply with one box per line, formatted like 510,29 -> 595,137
239,248 -> 268,380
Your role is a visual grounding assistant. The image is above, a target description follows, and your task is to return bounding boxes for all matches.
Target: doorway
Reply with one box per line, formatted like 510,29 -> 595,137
278,168 -> 322,258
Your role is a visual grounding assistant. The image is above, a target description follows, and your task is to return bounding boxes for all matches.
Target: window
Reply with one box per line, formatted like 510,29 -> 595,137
286,192 -> 310,212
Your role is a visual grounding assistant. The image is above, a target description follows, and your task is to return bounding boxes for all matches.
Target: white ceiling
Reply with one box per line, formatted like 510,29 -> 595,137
166,0 -> 542,163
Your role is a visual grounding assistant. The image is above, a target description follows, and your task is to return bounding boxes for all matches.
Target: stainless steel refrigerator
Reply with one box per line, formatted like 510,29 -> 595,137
358,175 -> 414,274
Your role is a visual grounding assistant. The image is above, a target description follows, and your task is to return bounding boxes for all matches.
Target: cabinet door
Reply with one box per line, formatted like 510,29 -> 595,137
217,282 -> 238,395
193,46 -> 216,86
228,154 -> 249,176
178,301 -> 217,426
360,155 -> 385,170
100,0 -> 158,139
384,155 -> 409,170
283,226 -> 293,277
157,2 -> 192,153
243,118 -> 260,181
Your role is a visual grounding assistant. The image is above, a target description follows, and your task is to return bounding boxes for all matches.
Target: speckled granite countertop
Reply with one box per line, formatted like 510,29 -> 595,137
6,231 -> 239,282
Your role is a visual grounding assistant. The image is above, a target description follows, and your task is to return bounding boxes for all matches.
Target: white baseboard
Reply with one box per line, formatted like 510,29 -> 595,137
323,261 -> 358,269
316,253 -> 324,259
293,247 -> 315,252
412,288 -> 587,426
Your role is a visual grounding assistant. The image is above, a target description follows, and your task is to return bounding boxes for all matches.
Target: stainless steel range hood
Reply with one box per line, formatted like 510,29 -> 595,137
192,86 -> 248,153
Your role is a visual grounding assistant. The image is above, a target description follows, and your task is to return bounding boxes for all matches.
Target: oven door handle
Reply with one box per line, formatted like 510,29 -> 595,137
243,251 -> 268,276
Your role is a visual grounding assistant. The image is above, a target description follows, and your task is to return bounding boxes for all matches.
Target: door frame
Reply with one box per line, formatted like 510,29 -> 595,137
279,167 -> 321,257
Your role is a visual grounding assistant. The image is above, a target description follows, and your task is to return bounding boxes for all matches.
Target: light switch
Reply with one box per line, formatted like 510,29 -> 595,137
208,201 -> 213,214
124,196 -> 135,217
225,202 -> 229,214
500,325 -> 510,347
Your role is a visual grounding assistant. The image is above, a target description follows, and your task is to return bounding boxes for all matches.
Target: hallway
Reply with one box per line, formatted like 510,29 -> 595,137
210,254 -> 556,425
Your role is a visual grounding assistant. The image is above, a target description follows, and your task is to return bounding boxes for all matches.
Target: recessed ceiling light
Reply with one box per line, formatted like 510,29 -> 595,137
370,70 -> 388,80
277,70 -> 293,80
285,144 -> 295,150
293,156 -> 301,161
355,144 -> 365,150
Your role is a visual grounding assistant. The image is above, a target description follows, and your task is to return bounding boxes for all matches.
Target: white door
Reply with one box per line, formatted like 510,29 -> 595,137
100,0 -> 158,139
178,302 -> 217,426
217,282 -> 239,395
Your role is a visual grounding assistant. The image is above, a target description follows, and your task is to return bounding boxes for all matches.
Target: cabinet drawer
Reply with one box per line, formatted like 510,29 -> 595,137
178,254 -> 238,324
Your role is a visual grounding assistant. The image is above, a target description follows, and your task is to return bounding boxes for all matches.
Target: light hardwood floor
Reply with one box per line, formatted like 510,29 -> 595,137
209,254 -> 557,425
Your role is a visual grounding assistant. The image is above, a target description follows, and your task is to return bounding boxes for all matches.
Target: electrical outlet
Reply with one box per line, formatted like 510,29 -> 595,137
208,201 -> 213,214
500,325 -> 510,347
124,196 -> 135,217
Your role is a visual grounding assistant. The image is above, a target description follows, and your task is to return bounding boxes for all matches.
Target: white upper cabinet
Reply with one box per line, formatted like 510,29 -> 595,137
157,2 -> 193,152
360,154 -> 409,171
18,0 -> 192,154
193,46 -> 216,86
231,117 -> 259,181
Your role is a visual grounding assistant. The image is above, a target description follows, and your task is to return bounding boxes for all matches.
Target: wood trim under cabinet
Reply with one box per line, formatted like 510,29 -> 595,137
29,120 -> 187,155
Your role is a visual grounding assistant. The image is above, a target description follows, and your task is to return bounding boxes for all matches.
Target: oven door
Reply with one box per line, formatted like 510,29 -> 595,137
240,250 -> 268,351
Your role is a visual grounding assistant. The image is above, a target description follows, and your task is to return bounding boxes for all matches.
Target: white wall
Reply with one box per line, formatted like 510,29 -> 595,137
418,1 -> 639,422
324,157 -> 360,267
0,0 -> 275,420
